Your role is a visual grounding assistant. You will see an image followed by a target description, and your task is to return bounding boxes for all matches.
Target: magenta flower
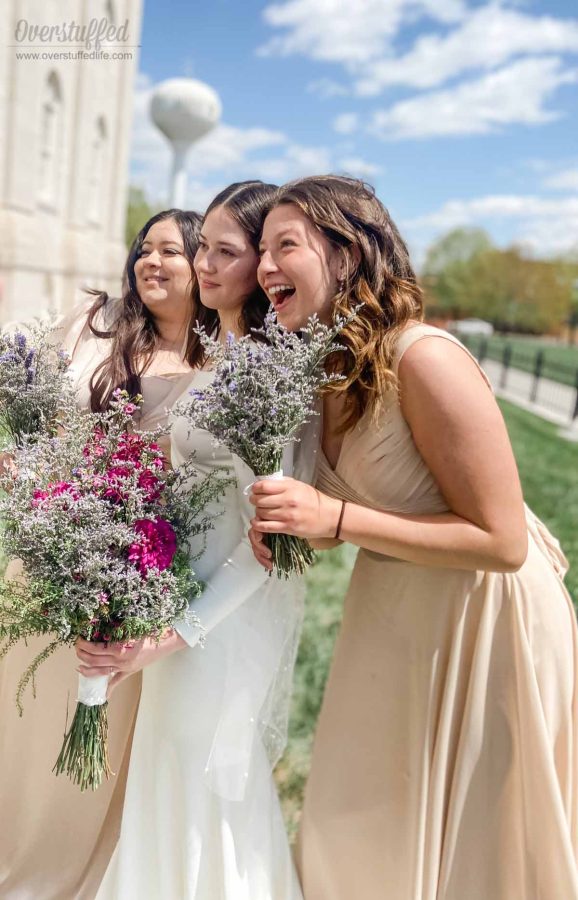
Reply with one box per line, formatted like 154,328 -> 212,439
32,481 -> 80,507
137,468 -> 162,501
128,518 -> 177,575
112,432 -> 146,464
102,465 -> 132,502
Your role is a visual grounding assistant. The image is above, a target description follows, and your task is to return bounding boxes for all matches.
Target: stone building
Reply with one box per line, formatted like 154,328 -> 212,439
0,0 -> 142,323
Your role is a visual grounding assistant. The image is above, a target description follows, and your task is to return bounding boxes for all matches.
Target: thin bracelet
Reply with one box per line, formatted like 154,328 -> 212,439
334,500 -> 346,540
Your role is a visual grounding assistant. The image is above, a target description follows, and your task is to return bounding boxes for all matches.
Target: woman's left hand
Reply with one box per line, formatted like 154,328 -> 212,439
75,628 -> 188,697
249,477 -> 341,541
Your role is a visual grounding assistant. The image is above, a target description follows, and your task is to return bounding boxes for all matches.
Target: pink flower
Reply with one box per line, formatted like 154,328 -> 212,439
83,428 -> 107,459
137,468 -> 163,501
112,432 -> 146,464
32,481 -> 80,507
128,518 -> 177,575
102,465 -> 132,502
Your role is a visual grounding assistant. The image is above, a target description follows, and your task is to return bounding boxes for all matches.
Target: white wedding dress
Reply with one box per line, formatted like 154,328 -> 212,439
95,369 -> 307,900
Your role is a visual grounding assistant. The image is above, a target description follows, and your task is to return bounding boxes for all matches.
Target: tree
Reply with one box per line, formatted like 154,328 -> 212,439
422,228 -> 575,333
125,186 -> 158,249
422,227 -> 494,318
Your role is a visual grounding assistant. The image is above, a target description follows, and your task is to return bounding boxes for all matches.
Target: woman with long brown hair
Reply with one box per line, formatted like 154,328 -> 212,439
0,208 -> 202,900
250,175 -> 578,899
78,182 -> 305,900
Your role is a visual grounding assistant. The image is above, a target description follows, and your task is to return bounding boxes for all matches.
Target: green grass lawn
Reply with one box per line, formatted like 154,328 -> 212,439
277,399 -> 578,835
462,334 -> 578,386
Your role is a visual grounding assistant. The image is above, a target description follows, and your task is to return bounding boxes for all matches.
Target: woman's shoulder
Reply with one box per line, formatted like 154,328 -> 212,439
393,322 -> 463,368
393,321 -> 492,391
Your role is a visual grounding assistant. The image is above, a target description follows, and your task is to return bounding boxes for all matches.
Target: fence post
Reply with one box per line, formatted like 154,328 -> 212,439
500,344 -> 512,389
530,350 -> 544,403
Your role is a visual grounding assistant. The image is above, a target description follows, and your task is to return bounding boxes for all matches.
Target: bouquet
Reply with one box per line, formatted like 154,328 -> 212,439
177,312 -> 346,578
0,390 -> 228,791
0,322 -> 72,448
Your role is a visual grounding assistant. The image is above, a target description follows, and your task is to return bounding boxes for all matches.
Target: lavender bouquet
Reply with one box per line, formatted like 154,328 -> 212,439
0,322 -> 72,448
0,390 -> 228,791
177,312 -> 346,578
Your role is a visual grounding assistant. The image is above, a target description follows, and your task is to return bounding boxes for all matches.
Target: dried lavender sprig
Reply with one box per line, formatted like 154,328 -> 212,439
176,311 -> 355,577
0,322 -> 73,448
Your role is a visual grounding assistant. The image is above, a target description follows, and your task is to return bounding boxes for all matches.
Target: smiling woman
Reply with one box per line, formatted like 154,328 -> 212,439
87,208 -> 202,412
0,208 -> 204,900
250,175 -> 578,900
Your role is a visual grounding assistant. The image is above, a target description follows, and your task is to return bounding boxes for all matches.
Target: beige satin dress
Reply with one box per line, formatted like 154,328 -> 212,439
0,302 -> 194,900
296,324 -> 578,900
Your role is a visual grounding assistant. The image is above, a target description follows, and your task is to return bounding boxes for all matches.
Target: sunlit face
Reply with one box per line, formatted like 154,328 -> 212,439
194,206 -> 259,318
257,204 -> 341,331
134,218 -> 194,319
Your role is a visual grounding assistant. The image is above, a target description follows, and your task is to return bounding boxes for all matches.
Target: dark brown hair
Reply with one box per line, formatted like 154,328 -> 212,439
270,175 -> 424,430
87,208 -> 202,412
189,180 -> 278,364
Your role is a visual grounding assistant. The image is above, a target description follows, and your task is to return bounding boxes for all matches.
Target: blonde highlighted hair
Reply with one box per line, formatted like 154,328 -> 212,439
271,175 -> 424,431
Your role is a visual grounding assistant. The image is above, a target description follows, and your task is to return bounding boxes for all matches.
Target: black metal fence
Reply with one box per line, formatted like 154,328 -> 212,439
460,335 -> 578,422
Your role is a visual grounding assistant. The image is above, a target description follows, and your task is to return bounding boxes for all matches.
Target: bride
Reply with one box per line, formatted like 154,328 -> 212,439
77,182 -> 308,900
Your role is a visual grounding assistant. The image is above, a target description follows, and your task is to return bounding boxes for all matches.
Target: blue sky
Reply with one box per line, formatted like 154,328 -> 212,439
130,0 -> 578,265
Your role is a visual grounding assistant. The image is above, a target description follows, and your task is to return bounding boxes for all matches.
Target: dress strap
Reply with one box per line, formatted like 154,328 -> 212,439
393,323 -> 493,392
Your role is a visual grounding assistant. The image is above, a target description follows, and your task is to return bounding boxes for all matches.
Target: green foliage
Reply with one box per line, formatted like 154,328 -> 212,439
498,399 -> 578,603
423,228 -> 576,333
125,186 -> 158,249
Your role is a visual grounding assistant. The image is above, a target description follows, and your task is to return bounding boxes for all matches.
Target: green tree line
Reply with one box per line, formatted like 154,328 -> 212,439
422,227 -> 578,335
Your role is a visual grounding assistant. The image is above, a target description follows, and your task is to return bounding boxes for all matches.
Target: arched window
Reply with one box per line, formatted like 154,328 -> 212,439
38,72 -> 63,208
87,117 -> 108,226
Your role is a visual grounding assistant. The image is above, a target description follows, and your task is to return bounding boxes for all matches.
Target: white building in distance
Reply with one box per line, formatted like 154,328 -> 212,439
0,0 -> 143,324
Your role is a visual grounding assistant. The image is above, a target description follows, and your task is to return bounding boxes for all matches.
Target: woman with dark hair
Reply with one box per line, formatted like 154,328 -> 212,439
83,182 -> 305,900
250,175 -> 578,899
0,208 -> 203,900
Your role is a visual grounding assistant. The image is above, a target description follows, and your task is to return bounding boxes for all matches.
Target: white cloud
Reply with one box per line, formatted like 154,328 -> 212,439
368,57 -> 578,140
333,112 -> 359,134
258,0 -> 465,67
337,157 -> 383,177
307,78 -> 350,98
405,193 -> 578,256
355,4 -> 578,95
543,168 -> 578,191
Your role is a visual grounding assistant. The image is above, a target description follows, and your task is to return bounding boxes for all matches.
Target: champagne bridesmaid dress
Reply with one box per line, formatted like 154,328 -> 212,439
296,324 -> 578,900
0,301 -> 194,899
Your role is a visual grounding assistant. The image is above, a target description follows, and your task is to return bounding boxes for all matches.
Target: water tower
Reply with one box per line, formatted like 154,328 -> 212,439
150,78 -> 222,208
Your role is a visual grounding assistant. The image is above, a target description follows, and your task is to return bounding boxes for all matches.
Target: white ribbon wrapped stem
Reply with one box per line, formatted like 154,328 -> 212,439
77,673 -> 110,707
243,469 -> 284,496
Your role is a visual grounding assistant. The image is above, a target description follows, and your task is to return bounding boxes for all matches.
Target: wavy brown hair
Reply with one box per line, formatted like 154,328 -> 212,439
87,209 -> 202,412
189,180 -> 278,364
270,175 -> 424,431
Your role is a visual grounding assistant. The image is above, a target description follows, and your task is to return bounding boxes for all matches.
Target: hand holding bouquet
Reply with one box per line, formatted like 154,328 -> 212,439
0,390 -> 227,790
177,312 -> 346,578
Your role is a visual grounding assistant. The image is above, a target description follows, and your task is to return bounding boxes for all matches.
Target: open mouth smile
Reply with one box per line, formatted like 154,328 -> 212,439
267,283 -> 296,311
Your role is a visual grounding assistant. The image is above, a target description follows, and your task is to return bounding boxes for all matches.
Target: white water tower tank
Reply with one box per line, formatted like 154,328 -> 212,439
150,78 -> 222,207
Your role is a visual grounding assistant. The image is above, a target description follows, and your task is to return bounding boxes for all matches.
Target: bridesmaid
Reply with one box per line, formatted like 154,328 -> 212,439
250,175 -> 578,899
0,208 -> 202,900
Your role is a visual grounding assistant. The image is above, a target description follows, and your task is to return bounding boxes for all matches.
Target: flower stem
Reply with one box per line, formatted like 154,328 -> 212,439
53,701 -> 112,791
